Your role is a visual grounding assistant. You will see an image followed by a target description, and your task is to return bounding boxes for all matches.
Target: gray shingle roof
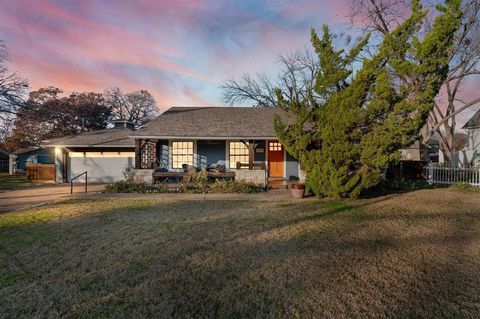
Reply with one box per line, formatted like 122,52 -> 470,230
44,127 -> 134,147
12,147 -> 42,155
131,107 -> 288,139
463,109 -> 480,129
0,149 -> 9,158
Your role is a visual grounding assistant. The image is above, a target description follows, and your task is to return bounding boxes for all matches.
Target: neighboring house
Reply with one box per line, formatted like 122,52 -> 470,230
11,147 -> 55,173
455,109 -> 480,166
43,120 -> 135,183
131,107 -> 303,185
0,149 -> 9,173
400,140 -> 429,162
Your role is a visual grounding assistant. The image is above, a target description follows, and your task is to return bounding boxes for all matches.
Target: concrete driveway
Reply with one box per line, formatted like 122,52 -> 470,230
0,183 -> 106,213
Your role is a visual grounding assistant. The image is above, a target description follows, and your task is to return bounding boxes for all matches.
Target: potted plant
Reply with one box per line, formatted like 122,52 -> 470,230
290,182 -> 305,199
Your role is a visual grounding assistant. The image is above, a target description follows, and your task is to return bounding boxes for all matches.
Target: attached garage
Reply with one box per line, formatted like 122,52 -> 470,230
43,120 -> 136,183
68,151 -> 135,183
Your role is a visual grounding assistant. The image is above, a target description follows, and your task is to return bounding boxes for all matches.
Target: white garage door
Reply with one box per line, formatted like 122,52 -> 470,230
68,152 -> 135,183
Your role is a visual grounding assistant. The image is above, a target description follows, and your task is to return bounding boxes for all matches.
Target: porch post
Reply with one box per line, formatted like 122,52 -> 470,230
62,149 -> 68,183
135,139 -> 141,169
248,139 -> 254,170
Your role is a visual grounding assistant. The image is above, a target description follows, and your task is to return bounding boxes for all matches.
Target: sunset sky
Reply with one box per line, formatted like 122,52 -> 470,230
0,0 -> 350,111
0,0 -> 478,124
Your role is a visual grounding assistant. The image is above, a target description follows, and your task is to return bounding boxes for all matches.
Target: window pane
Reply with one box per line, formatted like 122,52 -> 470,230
229,141 -> 249,169
172,141 -> 194,168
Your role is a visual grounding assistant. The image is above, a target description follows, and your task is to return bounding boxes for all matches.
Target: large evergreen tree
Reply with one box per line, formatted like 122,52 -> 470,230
274,0 -> 462,198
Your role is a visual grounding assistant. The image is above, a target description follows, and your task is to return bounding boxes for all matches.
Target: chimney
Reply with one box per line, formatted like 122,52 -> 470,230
112,119 -> 135,130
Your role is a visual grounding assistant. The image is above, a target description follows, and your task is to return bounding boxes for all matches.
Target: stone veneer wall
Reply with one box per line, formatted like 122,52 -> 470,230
235,169 -> 266,186
135,169 -> 154,184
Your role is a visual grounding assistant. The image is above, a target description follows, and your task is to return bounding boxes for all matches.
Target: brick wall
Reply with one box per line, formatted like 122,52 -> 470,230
141,141 -> 157,169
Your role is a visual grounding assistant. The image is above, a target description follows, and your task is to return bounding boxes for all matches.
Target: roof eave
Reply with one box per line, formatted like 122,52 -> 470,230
44,144 -> 135,148
129,135 -> 279,140
463,125 -> 480,130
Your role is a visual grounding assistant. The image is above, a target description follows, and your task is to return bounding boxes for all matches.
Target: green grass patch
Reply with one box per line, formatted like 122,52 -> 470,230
451,182 -> 480,191
0,191 -> 479,318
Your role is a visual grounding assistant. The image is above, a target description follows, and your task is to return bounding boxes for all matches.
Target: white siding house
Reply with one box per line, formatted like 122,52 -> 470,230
454,109 -> 480,166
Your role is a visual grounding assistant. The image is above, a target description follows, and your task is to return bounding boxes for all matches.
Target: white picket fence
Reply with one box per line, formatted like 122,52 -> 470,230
426,164 -> 480,187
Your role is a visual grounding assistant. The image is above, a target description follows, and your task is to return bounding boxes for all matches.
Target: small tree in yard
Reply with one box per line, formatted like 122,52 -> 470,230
274,0 -> 462,198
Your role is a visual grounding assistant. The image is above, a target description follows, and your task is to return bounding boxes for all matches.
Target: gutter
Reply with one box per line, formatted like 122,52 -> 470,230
128,135 -> 279,140
43,144 -> 135,148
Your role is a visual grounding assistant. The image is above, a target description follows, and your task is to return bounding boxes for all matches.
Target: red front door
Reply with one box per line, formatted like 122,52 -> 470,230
268,141 -> 284,177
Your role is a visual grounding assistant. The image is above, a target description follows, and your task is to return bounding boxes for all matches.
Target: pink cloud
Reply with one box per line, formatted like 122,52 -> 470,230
0,0 -> 355,109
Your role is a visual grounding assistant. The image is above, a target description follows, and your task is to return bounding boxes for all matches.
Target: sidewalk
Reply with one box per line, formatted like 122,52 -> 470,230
0,185 -> 311,213
83,189 -> 306,202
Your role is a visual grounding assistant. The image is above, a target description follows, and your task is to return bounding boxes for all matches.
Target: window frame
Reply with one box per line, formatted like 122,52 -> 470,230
171,141 -> 195,169
228,141 -> 249,169
268,141 -> 283,151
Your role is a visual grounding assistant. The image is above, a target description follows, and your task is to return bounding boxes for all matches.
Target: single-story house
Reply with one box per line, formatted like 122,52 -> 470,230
131,107 -> 303,185
454,109 -> 480,166
0,149 -> 9,173
10,147 -> 55,173
41,106 -> 433,185
44,120 -> 135,183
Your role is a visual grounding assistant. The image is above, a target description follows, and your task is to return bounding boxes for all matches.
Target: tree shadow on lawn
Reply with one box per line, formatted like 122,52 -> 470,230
1,198 -> 479,318
359,179 -> 441,199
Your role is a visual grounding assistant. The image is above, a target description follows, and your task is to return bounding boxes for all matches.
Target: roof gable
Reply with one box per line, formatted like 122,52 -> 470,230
463,109 -> 480,129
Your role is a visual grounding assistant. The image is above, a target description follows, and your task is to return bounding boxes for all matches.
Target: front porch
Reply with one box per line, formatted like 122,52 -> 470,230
134,138 -> 301,186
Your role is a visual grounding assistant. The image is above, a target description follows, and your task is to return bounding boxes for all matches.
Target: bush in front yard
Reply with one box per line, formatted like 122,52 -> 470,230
451,182 -> 479,191
104,180 -> 166,193
105,179 -> 263,194
182,169 -> 209,191
105,167 -> 264,194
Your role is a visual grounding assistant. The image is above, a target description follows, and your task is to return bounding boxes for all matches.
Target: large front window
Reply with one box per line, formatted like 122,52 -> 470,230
229,141 -> 249,169
172,141 -> 194,168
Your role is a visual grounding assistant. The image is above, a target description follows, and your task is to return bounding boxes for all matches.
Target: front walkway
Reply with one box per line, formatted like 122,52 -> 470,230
0,184 -> 309,213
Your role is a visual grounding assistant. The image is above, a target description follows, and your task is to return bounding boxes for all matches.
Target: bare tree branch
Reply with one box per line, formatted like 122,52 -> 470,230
221,49 -> 320,107
0,39 -> 29,145
104,87 -> 159,127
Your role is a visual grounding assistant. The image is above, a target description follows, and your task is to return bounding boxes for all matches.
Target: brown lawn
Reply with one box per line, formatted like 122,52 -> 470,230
0,174 -> 46,192
1,188 -> 480,318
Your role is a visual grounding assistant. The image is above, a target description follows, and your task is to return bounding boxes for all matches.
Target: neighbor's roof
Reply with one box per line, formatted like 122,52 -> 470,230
463,109 -> 480,129
12,147 -> 42,155
0,149 -> 9,157
131,107 -> 290,139
44,127 -> 135,147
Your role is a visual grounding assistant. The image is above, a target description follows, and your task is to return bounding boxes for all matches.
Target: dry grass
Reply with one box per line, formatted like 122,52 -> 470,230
0,174 -> 45,192
1,188 -> 480,318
